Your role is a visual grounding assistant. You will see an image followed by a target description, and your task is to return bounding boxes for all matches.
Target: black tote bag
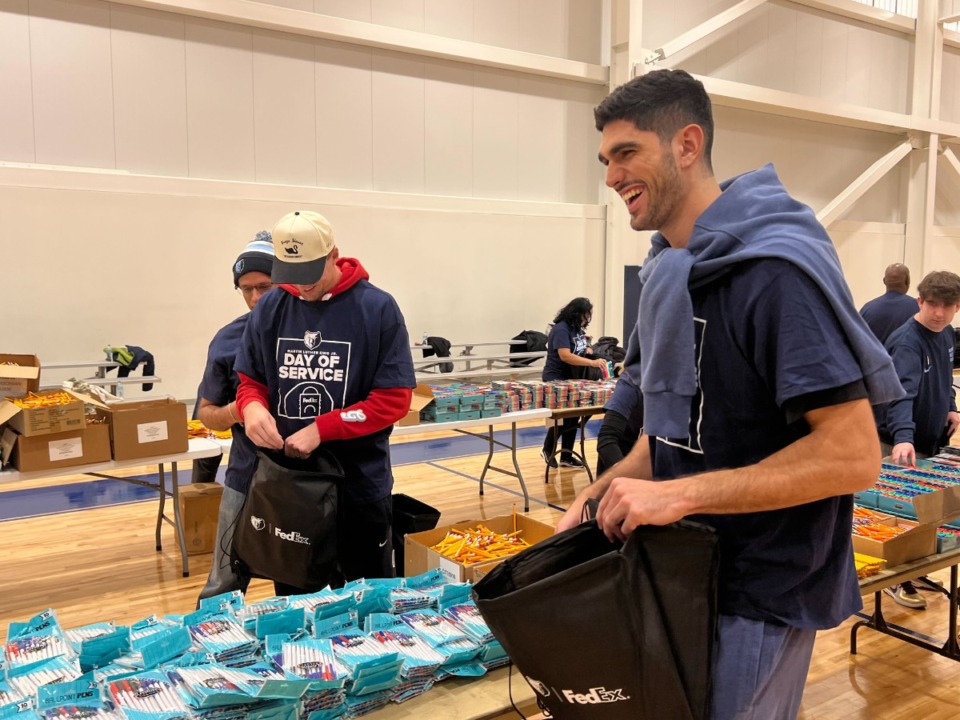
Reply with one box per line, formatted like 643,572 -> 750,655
232,450 -> 343,591
472,519 -> 719,720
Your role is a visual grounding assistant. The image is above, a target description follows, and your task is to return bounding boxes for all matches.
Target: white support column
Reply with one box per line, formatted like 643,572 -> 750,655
903,1 -> 943,274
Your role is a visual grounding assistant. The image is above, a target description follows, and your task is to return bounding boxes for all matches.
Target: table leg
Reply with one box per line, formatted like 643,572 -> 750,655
944,565 -> 959,658
544,419 -> 557,485
171,461 -> 190,577
850,591 -> 888,655
578,416 -> 595,483
155,463 -> 165,551
509,423 -> 530,512
478,425 -> 495,496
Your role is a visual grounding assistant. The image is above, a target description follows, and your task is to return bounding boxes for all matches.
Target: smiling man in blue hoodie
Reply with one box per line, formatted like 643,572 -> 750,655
557,70 -> 903,719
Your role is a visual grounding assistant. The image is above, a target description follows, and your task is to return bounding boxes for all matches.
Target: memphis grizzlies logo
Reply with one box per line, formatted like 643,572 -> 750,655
304,330 -> 321,350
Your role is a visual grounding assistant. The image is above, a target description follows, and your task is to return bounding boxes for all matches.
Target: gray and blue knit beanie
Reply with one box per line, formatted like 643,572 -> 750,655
233,230 -> 274,287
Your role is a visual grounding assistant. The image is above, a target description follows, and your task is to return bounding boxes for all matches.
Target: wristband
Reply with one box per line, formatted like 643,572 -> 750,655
228,401 -> 242,425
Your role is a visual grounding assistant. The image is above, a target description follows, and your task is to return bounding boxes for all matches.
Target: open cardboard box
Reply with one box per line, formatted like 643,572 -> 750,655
853,487 -> 960,567
404,513 -> 554,583
0,354 -> 41,399
0,390 -> 86,437
397,383 -> 435,427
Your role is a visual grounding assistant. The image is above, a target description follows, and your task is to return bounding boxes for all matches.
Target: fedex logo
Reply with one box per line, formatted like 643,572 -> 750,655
562,687 -> 630,704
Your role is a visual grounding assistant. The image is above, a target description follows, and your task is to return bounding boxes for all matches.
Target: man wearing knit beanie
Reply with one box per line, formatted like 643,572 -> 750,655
195,230 -> 275,602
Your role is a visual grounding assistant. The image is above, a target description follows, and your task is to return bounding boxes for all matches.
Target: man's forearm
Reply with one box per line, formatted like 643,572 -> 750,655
197,399 -> 240,432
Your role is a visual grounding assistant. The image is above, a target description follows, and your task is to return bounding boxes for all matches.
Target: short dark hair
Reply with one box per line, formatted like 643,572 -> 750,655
918,271 -> 960,305
594,69 -> 714,171
553,297 -> 593,327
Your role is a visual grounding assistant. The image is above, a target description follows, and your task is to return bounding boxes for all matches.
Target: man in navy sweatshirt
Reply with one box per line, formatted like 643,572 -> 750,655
557,69 -> 902,719
235,210 -> 416,594
860,263 -> 919,344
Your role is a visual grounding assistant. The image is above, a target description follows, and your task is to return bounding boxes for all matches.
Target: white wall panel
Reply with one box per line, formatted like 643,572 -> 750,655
735,5 -> 770,87
29,0 -> 115,168
845,26 -> 873,107
371,52 -> 425,193
110,5 -> 188,177
314,41 -> 373,190
562,82 -> 607,204
793,11 -> 823,98
313,0 -> 371,22
819,17 -> 850,104
766,2 -> 797,94
424,63 -> 473,197
0,0 -> 35,163
566,0 -> 603,64
473,69 -> 519,199
252,30 -> 317,186
474,0 -> 519,50
873,28 -> 908,113
517,77 -> 566,201
259,0 -> 313,11
519,0 -> 566,59
941,48 -> 960,122
935,162 -> 960,225
184,19 -> 255,180
372,0 -> 423,32
831,226 -> 907,306
424,0 -> 472,41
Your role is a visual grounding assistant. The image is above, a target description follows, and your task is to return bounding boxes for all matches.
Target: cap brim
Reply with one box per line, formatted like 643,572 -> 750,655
271,255 -> 328,285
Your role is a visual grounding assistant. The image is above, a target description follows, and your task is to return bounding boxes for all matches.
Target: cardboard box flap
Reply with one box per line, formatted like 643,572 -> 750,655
0,365 -> 40,381
63,388 -> 111,410
1,428 -> 15,466
912,485 -> 960,527
0,401 -> 20,427
408,384 -> 435,413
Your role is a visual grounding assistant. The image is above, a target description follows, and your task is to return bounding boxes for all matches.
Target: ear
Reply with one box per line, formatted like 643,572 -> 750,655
330,246 -> 340,261
673,124 -> 705,170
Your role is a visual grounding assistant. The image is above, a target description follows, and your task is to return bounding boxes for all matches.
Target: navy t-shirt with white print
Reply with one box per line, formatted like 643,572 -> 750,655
197,314 -> 258,495
647,258 -> 866,630
542,320 -> 588,381
235,280 -> 416,507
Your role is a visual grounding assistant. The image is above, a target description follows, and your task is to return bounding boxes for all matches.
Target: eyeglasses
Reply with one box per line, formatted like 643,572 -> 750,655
237,282 -> 274,297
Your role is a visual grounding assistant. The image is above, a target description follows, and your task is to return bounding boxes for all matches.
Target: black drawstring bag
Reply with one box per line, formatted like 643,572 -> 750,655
232,450 -> 344,591
472,519 -> 720,720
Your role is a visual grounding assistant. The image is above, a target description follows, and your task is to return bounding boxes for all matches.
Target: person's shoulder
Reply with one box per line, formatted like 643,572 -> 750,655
211,314 -> 248,343
886,319 -> 921,348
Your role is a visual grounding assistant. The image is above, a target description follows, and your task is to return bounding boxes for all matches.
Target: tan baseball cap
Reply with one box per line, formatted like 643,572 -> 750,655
271,210 -> 335,285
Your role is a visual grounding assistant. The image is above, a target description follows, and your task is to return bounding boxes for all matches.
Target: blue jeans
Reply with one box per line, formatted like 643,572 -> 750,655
711,614 -> 816,720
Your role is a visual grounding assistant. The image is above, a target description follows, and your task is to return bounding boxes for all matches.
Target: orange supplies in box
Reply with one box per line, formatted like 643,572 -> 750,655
851,510 -> 937,568
178,483 -> 224,555
0,390 -> 85,437
1,422 -> 111,472
405,513 -> 554,583
0,354 -> 40,398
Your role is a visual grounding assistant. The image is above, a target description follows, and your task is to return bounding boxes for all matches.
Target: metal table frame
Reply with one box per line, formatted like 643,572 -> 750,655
543,405 -> 605,485
392,409 -> 551,512
852,547 -> 960,660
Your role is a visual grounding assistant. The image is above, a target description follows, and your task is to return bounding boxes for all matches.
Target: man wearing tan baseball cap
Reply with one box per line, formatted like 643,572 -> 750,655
233,209 -> 417,593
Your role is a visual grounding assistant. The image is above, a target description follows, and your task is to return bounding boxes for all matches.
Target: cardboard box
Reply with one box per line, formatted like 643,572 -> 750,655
178,483 -> 224,555
398,384 -> 435,427
0,354 -> 40,398
0,390 -> 86,437
107,398 -> 189,461
852,517 -> 937,568
405,513 -> 555,583
4,423 -> 111,472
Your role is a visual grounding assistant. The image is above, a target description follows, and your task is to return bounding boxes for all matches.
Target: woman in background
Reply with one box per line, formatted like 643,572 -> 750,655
540,297 -> 608,468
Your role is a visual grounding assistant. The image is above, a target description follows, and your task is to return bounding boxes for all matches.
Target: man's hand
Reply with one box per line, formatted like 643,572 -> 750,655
592,357 -> 608,369
285,423 -> 321,459
243,402 -> 283,450
947,411 -> 960,439
595,477 -> 689,542
891,442 -> 917,467
556,496 -> 591,533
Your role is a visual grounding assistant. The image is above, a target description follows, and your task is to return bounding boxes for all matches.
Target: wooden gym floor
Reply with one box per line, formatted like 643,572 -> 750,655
1,422 -> 959,718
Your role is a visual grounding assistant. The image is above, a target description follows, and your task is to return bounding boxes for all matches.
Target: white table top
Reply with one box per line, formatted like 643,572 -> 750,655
391,408 -> 551,437
0,437 -> 222,484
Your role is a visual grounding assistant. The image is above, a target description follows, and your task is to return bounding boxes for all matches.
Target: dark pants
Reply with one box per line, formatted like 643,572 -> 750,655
273,495 -> 395,596
542,418 -> 579,459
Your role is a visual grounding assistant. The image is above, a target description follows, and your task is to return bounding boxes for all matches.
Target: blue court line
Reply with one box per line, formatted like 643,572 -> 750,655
0,420 -> 600,522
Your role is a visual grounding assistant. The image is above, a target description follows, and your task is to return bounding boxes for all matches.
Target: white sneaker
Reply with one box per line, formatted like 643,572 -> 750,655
883,582 -> 927,609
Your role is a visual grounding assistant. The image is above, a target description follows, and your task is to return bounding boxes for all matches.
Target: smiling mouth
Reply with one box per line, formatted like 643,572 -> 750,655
619,185 -> 645,213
